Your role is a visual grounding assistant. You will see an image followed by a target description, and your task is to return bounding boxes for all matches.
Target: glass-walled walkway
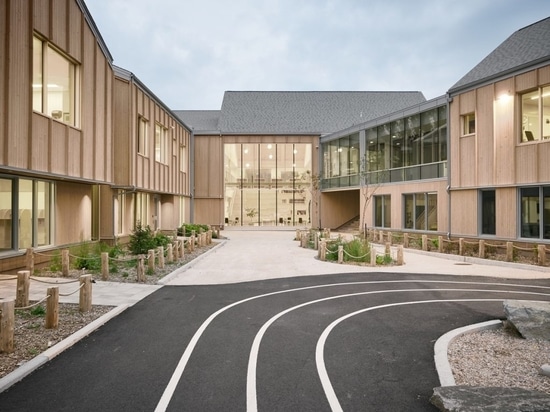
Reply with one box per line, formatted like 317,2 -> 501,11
224,143 -> 312,226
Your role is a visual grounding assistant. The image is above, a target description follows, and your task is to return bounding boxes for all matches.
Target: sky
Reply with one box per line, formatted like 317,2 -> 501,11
85,0 -> 550,110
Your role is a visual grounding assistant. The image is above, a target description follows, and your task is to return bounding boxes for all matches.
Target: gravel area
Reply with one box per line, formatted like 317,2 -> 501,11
448,326 -> 550,394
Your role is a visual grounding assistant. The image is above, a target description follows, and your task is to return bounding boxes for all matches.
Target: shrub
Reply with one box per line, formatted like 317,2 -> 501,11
128,223 -> 157,255
178,223 -> 210,237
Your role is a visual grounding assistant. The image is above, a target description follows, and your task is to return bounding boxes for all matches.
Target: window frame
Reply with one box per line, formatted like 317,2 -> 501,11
32,34 -> 80,127
461,112 -> 476,136
520,86 -> 550,143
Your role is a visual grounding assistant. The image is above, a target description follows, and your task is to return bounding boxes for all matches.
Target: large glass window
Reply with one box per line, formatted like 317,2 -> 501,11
0,179 -> 13,250
224,143 -> 312,226
521,87 -> 550,142
520,186 -> 550,239
135,192 -> 150,227
374,195 -> 391,228
403,193 -> 437,231
138,117 -> 148,156
481,190 -> 496,235
33,36 -> 79,126
155,124 -> 169,164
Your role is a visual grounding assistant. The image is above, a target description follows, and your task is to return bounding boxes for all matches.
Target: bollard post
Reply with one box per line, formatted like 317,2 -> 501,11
538,245 -> 546,266
137,255 -> 145,282
180,239 -> 185,259
385,242 -> 391,258
338,245 -> 344,264
167,243 -> 174,263
101,252 -> 109,281
45,287 -> 59,329
79,274 -> 93,312
438,236 -> 444,253
479,240 -> 486,259
0,299 -> 14,353
26,248 -> 34,274
459,238 -> 465,256
62,249 -> 70,277
387,232 -> 392,245
16,270 -> 30,308
148,249 -> 155,271
403,233 -> 409,248
396,245 -> 404,265
158,246 -> 165,269
422,235 -> 428,251
506,242 -> 514,262
370,245 -> 377,266
319,240 -> 326,261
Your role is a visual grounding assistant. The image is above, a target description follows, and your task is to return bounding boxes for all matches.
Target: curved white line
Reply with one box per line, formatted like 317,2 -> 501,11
246,290 -> 550,411
315,299 -> 504,411
155,279 -> 550,411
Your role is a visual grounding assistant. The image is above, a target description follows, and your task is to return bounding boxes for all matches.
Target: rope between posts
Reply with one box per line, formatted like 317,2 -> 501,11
59,283 -> 85,297
32,251 -> 59,257
15,295 -> 50,310
30,277 -> 80,284
0,276 -> 17,281
342,249 -> 369,260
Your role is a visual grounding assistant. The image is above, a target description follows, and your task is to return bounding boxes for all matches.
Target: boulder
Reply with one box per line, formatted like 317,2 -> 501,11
431,386 -> 550,411
503,300 -> 550,340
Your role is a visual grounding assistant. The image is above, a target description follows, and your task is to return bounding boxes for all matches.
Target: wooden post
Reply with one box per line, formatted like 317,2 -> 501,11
158,246 -> 165,269
167,243 -> 174,263
137,255 -> 145,282
385,242 -> 391,258
396,245 -> 404,265
438,236 -> 444,253
459,238 -> 465,256
101,252 -> 109,281
319,240 -> 326,261
387,232 -> 392,245
180,239 -> 185,259
422,235 -> 428,251
16,270 -> 30,308
148,249 -> 155,271
62,249 -> 70,277
370,245 -> 376,266
506,242 -> 514,262
537,245 -> 546,266
79,274 -> 93,312
479,240 -> 486,259
314,231 -> 320,250
26,248 -> 34,274
403,233 -> 409,248
338,245 -> 343,264
45,287 -> 59,329
0,299 -> 14,353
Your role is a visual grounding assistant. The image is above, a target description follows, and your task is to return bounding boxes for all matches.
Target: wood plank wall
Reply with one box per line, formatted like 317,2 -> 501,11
0,0 -> 113,184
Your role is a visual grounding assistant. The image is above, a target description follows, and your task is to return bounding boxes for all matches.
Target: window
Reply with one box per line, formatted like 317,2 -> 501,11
374,195 -> 391,228
33,36 -> 79,126
521,87 -> 550,142
520,186 -> 550,239
135,192 -> 150,227
155,124 -> 169,163
138,117 -> 148,156
480,190 -> 496,235
462,113 -> 475,135
404,193 -> 437,231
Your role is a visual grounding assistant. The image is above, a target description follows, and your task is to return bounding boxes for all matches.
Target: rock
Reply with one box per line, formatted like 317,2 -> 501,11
503,300 -> 550,340
431,386 -> 550,411
541,364 -> 550,377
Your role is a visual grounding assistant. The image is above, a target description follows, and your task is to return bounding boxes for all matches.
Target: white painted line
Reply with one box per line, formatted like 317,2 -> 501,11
247,290 -> 550,411
315,299 -> 504,411
154,279 -> 550,411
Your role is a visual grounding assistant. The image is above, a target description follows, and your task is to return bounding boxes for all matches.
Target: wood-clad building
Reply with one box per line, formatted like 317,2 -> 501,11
448,17 -> 550,242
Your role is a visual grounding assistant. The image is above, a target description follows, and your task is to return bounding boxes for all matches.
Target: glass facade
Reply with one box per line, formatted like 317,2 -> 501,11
0,177 -> 53,251
403,193 -> 437,231
224,143 -> 312,226
520,186 -> 550,239
521,86 -> 550,142
322,105 -> 447,188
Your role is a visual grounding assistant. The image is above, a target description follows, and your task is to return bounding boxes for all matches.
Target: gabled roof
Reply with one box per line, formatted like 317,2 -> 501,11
449,17 -> 550,94
173,110 -> 221,133
216,91 -> 426,135
176,91 -> 426,135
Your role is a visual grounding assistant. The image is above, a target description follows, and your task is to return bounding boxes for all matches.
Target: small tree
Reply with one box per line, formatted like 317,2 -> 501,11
306,170 -> 321,228
359,153 -> 385,238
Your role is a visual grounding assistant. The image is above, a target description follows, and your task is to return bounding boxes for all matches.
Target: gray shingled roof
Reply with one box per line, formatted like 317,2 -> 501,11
176,91 -> 426,135
450,17 -> 550,94
216,91 -> 426,135
173,110 -> 220,133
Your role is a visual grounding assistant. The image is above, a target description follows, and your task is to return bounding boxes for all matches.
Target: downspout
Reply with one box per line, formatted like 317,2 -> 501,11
189,128 -> 195,223
446,93 -> 452,240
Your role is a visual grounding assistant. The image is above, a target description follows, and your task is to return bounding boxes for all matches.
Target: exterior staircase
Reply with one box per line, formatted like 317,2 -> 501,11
336,216 -> 361,234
